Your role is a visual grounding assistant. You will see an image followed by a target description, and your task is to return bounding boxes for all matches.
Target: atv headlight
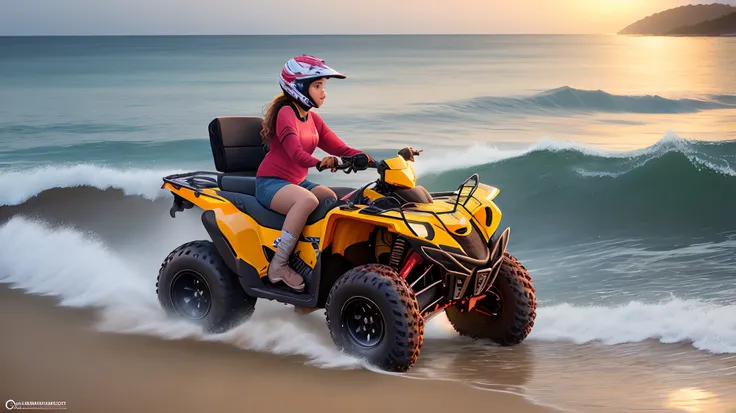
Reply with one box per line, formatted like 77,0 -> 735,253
408,222 -> 430,239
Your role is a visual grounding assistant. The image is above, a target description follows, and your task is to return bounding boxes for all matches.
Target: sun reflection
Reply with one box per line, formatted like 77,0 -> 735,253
595,36 -> 723,98
666,388 -> 719,413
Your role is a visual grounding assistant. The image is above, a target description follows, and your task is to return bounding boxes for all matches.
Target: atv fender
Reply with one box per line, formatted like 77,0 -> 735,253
201,208 -> 269,276
321,218 -> 376,257
162,183 -> 229,212
201,209 -> 324,307
456,184 -> 503,242
319,210 -> 422,253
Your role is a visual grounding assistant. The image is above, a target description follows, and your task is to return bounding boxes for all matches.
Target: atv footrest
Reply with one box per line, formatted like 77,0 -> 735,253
248,285 -> 317,307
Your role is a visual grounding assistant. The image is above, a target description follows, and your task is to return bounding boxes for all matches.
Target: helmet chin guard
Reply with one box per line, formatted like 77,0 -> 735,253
279,54 -> 346,110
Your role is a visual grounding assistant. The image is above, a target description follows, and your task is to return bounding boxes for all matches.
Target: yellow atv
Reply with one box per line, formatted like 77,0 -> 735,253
156,116 -> 537,372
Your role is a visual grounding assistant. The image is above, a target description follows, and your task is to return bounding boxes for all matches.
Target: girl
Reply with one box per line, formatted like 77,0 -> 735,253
256,54 -> 367,292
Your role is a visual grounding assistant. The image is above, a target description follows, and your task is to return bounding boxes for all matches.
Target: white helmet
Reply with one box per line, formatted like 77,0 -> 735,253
279,54 -> 346,110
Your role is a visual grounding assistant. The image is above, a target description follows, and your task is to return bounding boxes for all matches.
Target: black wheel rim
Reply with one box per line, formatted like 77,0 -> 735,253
341,296 -> 385,348
474,287 -> 503,318
170,270 -> 211,320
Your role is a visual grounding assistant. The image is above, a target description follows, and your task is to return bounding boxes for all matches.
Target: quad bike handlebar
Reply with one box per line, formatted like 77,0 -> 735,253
316,147 -> 422,174
316,153 -> 377,173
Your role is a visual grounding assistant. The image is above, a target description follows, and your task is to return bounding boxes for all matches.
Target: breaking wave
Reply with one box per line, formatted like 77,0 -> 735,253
437,86 -> 736,115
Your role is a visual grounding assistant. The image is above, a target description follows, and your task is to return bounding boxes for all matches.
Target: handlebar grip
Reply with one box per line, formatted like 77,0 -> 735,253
316,157 -> 342,172
316,154 -> 373,173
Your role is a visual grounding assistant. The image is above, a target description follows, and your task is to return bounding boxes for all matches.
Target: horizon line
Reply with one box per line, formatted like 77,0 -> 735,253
0,33 -> 623,37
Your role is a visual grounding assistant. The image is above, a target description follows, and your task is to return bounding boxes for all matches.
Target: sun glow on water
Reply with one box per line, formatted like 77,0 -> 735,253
666,388 -> 720,413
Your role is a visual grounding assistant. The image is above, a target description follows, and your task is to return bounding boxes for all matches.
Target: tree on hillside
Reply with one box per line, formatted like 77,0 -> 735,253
618,3 -> 735,35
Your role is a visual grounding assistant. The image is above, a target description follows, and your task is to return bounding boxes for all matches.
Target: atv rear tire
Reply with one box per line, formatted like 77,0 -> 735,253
325,264 -> 424,372
445,252 -> 536,345
156,240 -> 256,334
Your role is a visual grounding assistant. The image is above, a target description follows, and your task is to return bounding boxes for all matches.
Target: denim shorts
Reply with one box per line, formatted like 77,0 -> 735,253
255,177 -> 319,209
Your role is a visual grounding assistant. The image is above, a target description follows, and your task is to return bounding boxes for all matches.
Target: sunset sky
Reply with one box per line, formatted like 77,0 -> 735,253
1,0 -> 735,35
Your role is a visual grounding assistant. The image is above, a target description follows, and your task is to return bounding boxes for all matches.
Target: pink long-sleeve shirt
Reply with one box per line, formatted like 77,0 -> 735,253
256,104 -> 362,184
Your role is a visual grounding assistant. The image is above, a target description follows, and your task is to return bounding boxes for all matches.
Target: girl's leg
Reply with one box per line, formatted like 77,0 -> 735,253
267,184 -> 319,291
309,185 -> 337,202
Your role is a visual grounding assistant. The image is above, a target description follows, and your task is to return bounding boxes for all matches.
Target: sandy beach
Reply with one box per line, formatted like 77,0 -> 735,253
0,286 -> 555,413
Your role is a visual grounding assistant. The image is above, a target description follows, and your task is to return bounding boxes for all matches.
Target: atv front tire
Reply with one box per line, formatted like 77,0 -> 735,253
156,240 -> 256,334
325,264 -> 424,372
445,252 -> 536,345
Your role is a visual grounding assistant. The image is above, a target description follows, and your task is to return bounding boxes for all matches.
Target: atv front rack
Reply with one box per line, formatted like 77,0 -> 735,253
451,174 -> 480,213
357,174 -> 483,238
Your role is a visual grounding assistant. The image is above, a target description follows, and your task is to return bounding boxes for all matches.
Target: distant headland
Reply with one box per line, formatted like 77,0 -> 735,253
618,3 -> 736,36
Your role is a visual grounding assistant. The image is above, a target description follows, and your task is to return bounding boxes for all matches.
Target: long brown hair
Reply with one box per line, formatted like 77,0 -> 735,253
261,92 -> 293,145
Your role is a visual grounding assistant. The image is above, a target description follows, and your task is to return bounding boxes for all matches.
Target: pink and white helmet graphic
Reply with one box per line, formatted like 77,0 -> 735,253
279,55 -> 346,110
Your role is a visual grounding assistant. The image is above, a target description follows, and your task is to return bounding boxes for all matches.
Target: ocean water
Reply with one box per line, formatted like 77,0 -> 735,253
1,35 -> 736,412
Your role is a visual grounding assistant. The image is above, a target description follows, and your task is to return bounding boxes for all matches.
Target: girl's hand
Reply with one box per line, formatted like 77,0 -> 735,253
318,156 -> 338,172
398,147 -> 423,162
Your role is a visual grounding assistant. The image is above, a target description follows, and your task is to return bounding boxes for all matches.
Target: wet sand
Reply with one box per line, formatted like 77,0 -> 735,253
413,334 -> 736,413
0,286 -> 555,413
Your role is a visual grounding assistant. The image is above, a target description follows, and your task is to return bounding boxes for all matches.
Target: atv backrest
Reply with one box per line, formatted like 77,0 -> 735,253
208,116 -> 268,174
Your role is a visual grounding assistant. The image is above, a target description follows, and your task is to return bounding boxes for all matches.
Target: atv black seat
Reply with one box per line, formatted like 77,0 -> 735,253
217,173 -> 256,195
209,116 -> 267,174
216,191 -> 340,229
216,172 -> 355,200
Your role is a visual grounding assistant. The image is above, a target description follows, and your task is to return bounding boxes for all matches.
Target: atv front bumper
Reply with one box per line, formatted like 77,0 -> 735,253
471,227 -> 510,297
413,227 -> 510,301
444,227 -> 509,300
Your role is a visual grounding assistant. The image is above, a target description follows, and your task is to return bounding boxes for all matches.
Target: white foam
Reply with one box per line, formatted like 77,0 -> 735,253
0,216 -> 362,369
688,155 -> 736,177
418,295 -> 736,354
530,298 -> 736,354
1,216 -> 734,369
414,130 -> 735,179
412,142 -> 528,177
412,131 -> 689,177
0,164 -> 182,206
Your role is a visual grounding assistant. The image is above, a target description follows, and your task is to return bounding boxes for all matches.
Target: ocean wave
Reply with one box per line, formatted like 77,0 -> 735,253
423,295 -> 736,354
414,131 -> 736,177
0,216 -> 363,369
529,298 -> 736,354
1,216 -> 732,360
0,138 -> 212,170
435,86 -> 736,115
416,133 -> 736,244
2,134 -> 735,246
2,132 -> 727,207
0,122 -> 148,136
0,164 -> 182,206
